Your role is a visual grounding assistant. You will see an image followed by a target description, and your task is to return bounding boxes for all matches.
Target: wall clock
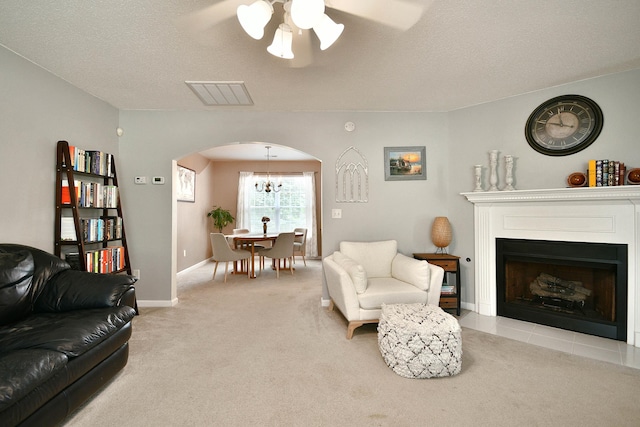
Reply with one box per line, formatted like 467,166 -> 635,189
525,95 -> 603,156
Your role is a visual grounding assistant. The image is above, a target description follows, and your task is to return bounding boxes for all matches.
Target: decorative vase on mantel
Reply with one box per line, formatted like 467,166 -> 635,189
263,223 -> 267,234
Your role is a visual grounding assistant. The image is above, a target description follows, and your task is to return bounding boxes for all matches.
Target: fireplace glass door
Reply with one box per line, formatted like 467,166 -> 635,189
496,238 -> 627,341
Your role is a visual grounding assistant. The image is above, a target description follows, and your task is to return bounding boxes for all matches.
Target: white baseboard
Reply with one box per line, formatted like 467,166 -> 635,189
137,298 -> 179,308
178,259 -> 210,275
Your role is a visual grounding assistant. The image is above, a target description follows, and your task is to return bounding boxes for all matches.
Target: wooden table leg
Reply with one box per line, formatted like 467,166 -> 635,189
250,242 -> 256,278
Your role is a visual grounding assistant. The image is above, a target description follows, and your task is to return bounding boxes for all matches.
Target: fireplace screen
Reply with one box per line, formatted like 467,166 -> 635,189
496,238 -> 627,341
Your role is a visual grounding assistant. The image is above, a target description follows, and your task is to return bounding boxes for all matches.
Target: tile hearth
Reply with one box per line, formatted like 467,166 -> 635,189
459,310 -> 640,369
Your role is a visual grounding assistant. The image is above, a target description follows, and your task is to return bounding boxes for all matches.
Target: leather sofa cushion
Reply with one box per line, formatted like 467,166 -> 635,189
0,349 -> 68,412
35,269 -> 137,312
0,249 -> 34,325
392,253 -> 431,291
332,251 -> 367,294
358,277 -> 428,310
0,306 -> 136,358
340,240 -> 397,278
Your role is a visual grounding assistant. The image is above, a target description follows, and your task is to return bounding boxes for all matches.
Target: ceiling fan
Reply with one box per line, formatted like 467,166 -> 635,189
180,0 -> 425,67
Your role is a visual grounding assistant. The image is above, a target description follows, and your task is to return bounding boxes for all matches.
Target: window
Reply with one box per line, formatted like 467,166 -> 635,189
250,175 -> 306,233
237,171 -> 317,257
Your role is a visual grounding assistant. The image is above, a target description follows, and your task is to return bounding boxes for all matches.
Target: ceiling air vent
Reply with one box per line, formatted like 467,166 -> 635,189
186,81 -> 253,106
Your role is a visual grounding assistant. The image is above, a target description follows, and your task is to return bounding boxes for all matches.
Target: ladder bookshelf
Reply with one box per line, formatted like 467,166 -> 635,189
54,140 -> 132,275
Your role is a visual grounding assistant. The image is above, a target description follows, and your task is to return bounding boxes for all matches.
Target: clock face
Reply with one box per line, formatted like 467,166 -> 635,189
525,95 -> 603,156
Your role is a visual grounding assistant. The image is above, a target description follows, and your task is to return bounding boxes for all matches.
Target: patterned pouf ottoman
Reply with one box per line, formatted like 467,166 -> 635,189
378,303 -> 462,379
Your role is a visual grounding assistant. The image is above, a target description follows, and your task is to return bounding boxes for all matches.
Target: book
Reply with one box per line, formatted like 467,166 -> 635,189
588,159 -> 596,187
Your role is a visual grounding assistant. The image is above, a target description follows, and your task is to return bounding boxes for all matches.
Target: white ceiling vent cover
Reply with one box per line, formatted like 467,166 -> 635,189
186,81 -> 253,106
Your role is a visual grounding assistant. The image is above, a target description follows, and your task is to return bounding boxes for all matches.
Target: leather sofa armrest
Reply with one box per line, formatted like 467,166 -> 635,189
33,269 -> 137,313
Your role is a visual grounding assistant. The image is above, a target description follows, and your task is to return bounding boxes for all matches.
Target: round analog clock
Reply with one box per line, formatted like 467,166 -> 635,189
525,95 -> 603,156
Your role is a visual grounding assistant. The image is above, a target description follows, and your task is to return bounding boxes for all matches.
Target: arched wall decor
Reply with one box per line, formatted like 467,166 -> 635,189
335,146 -> 368,203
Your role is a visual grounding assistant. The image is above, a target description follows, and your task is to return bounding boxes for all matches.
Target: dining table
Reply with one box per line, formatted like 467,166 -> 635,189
230,232 -> 302,279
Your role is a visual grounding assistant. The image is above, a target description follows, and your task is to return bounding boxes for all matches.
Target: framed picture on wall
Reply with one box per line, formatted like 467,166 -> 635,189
384,146 -> 427,181
177,165 -> 196,202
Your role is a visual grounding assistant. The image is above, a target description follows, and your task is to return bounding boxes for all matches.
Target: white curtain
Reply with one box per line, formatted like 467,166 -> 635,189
236,171 -> 253,229
303,171 -> 318,258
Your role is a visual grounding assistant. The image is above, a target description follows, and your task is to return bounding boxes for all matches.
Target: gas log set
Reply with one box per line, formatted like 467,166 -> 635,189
530,272 -> 592,312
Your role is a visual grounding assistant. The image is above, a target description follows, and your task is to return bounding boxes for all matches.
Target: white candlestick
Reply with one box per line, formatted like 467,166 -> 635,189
489,150 -> 499,191
504,155 -> 515,190
473,165 -> 483,192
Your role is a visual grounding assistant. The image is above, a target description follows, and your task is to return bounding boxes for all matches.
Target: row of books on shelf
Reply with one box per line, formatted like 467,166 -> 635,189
65,246 -> 126,274
65,146 -> 114,177
588,159 -> 627,187
62,179 -> 118,208
61,217 -> 123,242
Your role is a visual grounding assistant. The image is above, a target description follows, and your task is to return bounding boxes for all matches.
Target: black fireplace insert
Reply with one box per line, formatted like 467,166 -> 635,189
496,238 -> 627,341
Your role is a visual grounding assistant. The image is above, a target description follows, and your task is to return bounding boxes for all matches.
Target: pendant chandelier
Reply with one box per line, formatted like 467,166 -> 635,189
255,146 -> 282,193
237,0 -> 344,59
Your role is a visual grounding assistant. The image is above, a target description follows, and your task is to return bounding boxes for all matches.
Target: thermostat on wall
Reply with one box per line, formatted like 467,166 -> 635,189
152,176 -> 165,185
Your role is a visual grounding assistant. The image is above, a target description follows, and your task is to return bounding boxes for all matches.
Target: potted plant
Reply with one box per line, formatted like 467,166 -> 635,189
207,206 -> 235,233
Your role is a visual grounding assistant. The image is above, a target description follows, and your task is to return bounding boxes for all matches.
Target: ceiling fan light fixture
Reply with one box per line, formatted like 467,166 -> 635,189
267,23 -> 295,59
290,0 -> 325,30
237,0 -> 274,40
313,14 -> 344,50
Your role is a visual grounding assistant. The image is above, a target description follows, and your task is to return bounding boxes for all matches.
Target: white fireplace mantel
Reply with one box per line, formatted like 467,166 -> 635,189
462,186 -> 640,346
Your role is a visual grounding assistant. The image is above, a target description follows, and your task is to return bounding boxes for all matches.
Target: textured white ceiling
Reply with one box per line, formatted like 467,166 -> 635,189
1,0 -> 639,114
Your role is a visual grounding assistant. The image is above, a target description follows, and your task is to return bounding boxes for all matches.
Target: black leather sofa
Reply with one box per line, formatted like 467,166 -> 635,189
0,244 -> 137,426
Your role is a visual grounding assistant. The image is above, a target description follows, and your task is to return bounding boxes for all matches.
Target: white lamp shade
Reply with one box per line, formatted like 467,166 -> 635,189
237,0 -> 274,40
290,0 -> 325,30
267,24 -> 294,59
313,14 -> 344,50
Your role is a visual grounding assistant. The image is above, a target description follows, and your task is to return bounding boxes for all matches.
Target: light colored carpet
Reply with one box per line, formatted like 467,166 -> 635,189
63,259 -> 640,426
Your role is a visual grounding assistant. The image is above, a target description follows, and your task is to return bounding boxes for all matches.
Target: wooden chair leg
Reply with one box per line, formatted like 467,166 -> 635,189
224,262 -> 229,283
289,256 -> 294,275
213,261 -> 219,280
275,259 -> 280,278
302,255 -> 306,266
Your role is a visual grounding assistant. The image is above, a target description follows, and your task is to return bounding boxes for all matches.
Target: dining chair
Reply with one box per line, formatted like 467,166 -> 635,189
293,228 -> 307,266
210,233 -> 251,282
257,232 -> 295,278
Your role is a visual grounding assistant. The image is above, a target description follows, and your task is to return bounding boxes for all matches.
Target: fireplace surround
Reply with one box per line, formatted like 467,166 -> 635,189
463,186 -> 640,346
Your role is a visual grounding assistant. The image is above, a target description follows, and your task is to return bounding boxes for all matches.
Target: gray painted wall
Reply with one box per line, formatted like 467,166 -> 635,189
2,45 -> 639,309
0,47 -> 118,249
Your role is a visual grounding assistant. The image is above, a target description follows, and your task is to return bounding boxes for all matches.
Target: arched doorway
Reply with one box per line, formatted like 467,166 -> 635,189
174,142 -> 322,281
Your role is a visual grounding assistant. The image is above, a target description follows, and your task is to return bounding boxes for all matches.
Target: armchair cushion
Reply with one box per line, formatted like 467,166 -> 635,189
358,278 -> 427,310
340,240 -> 397,278
392,253 -> 431,291
332,251 -> 367,294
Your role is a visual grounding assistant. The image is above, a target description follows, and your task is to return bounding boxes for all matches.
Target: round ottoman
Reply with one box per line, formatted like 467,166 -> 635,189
378,303 -> 462,379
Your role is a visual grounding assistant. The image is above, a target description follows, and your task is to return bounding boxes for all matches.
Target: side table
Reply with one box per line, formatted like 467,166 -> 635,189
413,253 -> 461,316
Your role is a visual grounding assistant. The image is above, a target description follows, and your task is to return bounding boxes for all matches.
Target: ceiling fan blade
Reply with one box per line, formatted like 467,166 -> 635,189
177,0 -> 247,33
326,0 -> 426,30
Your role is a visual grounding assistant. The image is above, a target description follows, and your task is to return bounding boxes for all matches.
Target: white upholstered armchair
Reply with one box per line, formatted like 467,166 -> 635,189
323,240 -> 444,339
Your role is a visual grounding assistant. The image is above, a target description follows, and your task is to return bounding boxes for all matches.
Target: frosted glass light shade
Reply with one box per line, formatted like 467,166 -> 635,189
313,14 -> 344,50
237,0 -> 274,40
267,24 -> 294,59
290,0 -> 325,29
431,217 -> 452,252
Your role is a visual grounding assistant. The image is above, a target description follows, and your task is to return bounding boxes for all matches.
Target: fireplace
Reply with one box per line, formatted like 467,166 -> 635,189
462,186 -> 640,346
496,238 -> 627,340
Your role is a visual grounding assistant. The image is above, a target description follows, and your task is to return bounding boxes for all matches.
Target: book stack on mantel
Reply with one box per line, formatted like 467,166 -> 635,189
588,159 -> 626,187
